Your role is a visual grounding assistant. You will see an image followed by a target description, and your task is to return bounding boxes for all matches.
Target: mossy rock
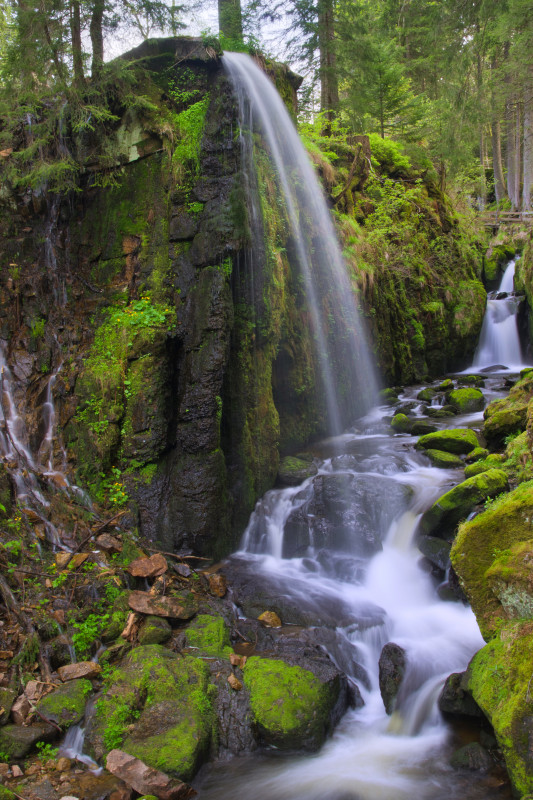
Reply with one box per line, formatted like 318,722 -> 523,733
484,244 -> 515,283
423,449 -> 464,469
379,388 -> 399,405
138,616 -> 172,646
102,592 -> 130,643
466,620 -> 533,795
464,454 -> 505,478
88,644 -> 214,782
451,481 -> 533,638
484,540 -> 533,619
416,428 -> 479,455
0,724 -> 56,759
437,379 -> 454,391
457,375 -> 485,388
36,678 -> 92,730
483,371 -> 533,445
449,742 -> 492,771
447,388 -> 485,414
419,469 -> 509,540
410,421 -> 437,436
503,431 -> 533,484
417,388 -> 435,402
390,413 -> 412,433
183,613 -> 232,658
464,447 -> 489,463
0,688 -> 16,725
278,456 -> 318,487
424,407 -> 456,418
242,656 -> 339,751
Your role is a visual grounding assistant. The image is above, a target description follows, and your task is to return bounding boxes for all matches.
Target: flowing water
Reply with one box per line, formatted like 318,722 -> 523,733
472,259 -> 528,371
223,52 -> 379,434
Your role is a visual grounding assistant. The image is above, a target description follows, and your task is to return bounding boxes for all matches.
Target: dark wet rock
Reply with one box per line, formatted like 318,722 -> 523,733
212,661 -> 256,757
169,209 -> 199,242
424,407 -> 456,418
0,723 -> 57,758
439,672 -> 483,719
330,454 -> 359,471
46,635 -> 74,671
410,421 -> 438,436
417,536 -> 451,571
0,688 -> 16,725
379,388 -> 399,405
138,615 -> 173,645
379,642 -> 407,715
277,456 -> 317,486
449,742 -> 492,771
128,590 -> 197,619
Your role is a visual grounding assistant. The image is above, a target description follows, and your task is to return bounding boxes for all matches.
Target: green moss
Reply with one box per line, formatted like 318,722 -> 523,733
243,656 -> 338,750
36,679 -> 92,730
451,480 -> 533,638
467,621 -> 533,796
503,431 -> 533,484
416,428 -> 479,455
184,614 -> 232,658
424,449 -> 464,468
447,388 -> 485,413
390,413 -> 412,433
420,468 -> 509,539
464,454 -> 505,478
483,371 -> 533,446
0,789 -> 16,800
483,244 -> 515,283
464,446 -> 489,463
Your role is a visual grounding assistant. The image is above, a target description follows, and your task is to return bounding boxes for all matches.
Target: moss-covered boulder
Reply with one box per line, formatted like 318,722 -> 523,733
423,449 -> 464,469
390,413 -> 411,433
138,616 -> 172,646
87,645 -> 214,781
484,540 -> 533,619
458,375 -> 485,388
278,456 -> 318,486
419,469 -> 508,540
183,614 -> 232,658
464,446 -> 489,463
483,371 -> 533,446
466,621 -> 533,796
242,656 -> 339,751
417,388 -> 435,402
451,481 -> 533,638
437,379 -> 454,391
379,388 -> 399,404
410,421 -> 437,436
447,388 -> 485,414
483,243 -> 515,284
464,454 -> 505,478
0,724 -> 56,759
416,428 -> 479,455
36,678 -> 92,730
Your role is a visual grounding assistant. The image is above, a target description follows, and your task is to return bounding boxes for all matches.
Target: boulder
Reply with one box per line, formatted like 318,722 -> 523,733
106,750 -> 196,800
419,469 -> 509,540
449,742 -> 492,772
58,662 -> 102,682
485,540 -> 533,620
207,573 -> 227,598
417,536 -> 451,571
438,672 -> 482,718
416,388 -> 435,402
447,388 -> 485,413
464,447 -> 489,463
258,611 -> 282,628
128,554 -> 168,578
128,591 -> 197,619
0,688 -> 16,725
410,421 -> 437,436
183,614 -> 231,657
437,379 -> 454,391
138,616 -> 173,646
390,413 -> 411,433
0,723 -> 56,759
416,428 -> 479,455
483,371 -> 533,445
277,456 -> 317,486
36,679 -> 92,730
378,643 -> 407,715
464,454 -> 505,478
423,449 -> 464,469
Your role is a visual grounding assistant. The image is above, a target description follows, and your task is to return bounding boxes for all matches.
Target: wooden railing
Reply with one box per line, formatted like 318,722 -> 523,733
480,210 -> 533,228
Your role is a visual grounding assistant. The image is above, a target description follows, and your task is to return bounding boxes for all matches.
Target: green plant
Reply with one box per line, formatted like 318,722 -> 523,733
71,613 -> 109,658
35,742 -> 59,763
30,318 -> 45,339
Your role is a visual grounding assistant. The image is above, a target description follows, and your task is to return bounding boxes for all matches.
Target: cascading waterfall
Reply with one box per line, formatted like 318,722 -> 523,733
472,259 -> 528,371
197,56 -> 507,800
223,52 -> 379,434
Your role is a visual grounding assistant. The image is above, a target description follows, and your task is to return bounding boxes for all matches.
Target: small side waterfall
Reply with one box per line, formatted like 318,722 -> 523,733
223,52 -> 379,434
472,259 -> 527,370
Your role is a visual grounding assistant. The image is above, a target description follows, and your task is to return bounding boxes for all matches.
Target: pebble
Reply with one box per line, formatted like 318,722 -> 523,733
11,765 -> 23,778
55,757 -> 72,771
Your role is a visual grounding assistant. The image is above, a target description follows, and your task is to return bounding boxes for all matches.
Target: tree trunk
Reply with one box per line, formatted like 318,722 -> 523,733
318,0 -> 339,134
70,0 -> 85,87
477,50 -> 486,210
506,97 -> 521,210
523,70 -> 533,211
491,117 -> 507,206
90,0 -> 105,79
218,0 -> 243,43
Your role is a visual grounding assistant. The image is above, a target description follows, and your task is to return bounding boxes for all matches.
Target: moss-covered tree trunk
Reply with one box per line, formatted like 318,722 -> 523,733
218,0 -> 243,43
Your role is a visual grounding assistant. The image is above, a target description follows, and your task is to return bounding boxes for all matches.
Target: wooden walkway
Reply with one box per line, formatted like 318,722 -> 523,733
481,211 -> 533,228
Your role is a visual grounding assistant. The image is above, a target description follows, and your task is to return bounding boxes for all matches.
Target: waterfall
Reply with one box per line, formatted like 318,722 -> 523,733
223,52 -> 379,434
472,259 -> 528,371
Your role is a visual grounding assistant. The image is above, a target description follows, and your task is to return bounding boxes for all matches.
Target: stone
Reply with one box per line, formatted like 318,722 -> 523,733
277,456 -> 318,486
419,469 -> 509,540
58,662 -> 102,682
447,388 -> 485,413
417,388 -> 435,402
128,591 -> 196,619
449,742 -> 492,772
417,536 -> 451,571
95,534 -> 122,553
11,694 -> 31,724
438,672 -> 482,718
227,674 -> 242,691
258,611 -> 282,628
55,757 -> 72,771
138,616 -> 172,646
464,447 -> 489,463
390,413 -> 411,433
184,614 -> 231,657
36,679 -> 92,729
105,750 -> 196,800
127,554 -> 167,579
423,449 -> 464,469
410,421 -> 437,436
416,428 -> 479,455
207,573 -> 227,598
0,688 -> 16,725
0,724 -> 56,759
11,765 -> 23,777
437,379 -> 454,391
378,643 -> 407,715
229,654 -> 247,668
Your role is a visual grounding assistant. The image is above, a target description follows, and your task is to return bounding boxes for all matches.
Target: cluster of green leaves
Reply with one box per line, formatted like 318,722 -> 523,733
71,612 -> 109,658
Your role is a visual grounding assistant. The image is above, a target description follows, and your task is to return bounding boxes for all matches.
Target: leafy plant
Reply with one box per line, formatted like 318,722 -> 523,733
71,613 -> 109,658
35,742 -> 59,763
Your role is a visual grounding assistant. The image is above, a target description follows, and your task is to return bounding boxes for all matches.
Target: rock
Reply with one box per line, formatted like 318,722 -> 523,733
127,554 -> 167,579
379,388 -> 398,404
0,688 -> 16,725
138,616 -> 172,646
378,643 -> 407,715
464,447 -> 489,463
449,742 -> 492,772
417,536 -> 451,571
55,757 -> 73,771
36,679 -> 92,729
485,540 -> 533,620
95,534 -> 122,553
11,764 -> 23,777
447,388 -> 485,413
438,672 -> 482,718
183,614 -> 231,657
105,750 -> 196,800
437,379 -> 454,391
464,453 -> 504,478
55,553 -> 89,570
390,413 -> 412,433
242,655 -> 341,751
87,645 -> 213,782
410,421 -> 437,436
229,654 -> 247,668
58,662 -> 102,682
172,563 -> 191,578
11,694 -> 31,724
417,388 -> 435,402
277,456 -> 317,486
423,449 -> 464,469
0,724 -> 56,759
416,428 -> 479,455
128,591 -> 197,619
207,573 -> 227,598
258,611 -> 282,628
227,674 -> 242,691
424,407 -> 456,418
419,469 -> 509,540
47,635 -> 75,671
457,375 -> 485,387
482,370 -> 533,445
